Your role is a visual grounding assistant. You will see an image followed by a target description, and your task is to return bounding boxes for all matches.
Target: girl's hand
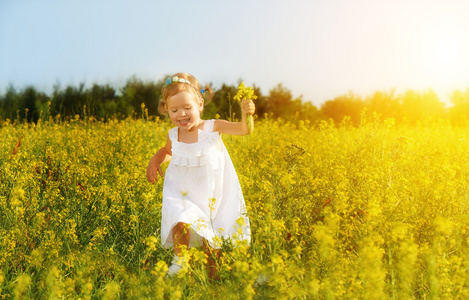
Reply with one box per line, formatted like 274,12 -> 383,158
213,99 -> 255,135
146,138 -> 172,184
234,82 -> 256,134
146,156 -> 164,184
242,99 -> 255,116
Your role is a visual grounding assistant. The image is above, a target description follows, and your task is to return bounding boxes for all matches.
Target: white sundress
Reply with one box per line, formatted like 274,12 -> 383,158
160,119 -> 251,249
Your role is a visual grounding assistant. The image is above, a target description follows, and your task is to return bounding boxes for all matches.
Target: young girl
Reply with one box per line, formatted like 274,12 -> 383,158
146,73 -> 254,278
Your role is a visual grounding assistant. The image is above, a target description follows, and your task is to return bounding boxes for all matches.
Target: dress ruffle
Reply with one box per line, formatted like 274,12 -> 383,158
171,155 -> 207,167
170,129 -> 221,168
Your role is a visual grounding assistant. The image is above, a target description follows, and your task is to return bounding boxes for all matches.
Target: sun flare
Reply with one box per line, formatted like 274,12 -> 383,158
416,20 -> 469,80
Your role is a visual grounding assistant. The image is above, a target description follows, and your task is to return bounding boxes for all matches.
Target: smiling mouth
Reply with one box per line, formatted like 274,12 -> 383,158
179,119 -> 190,126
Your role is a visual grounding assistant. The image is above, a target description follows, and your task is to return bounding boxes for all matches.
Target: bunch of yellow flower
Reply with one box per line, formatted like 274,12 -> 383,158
234,82 -> 257,133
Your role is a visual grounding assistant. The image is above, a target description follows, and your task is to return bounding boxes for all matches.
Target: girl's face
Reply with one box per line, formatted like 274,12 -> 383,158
166,91 -> 203,131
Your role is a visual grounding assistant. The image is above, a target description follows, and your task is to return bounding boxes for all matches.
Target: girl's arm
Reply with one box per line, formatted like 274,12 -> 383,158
214,99 -> 255,135
146,136 -> 172,184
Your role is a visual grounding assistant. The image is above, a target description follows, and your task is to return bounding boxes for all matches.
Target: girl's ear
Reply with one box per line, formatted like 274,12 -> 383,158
198,99 -> 204,112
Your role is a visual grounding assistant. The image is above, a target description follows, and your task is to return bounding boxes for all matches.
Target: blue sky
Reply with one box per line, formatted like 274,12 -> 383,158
1,0 -> 469,107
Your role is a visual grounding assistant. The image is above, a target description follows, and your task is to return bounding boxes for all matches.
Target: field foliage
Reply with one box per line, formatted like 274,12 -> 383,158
1,113 -> 469,299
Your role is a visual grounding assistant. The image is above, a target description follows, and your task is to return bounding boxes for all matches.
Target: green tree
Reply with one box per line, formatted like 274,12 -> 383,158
26,86 -> 49,122
399,89 -> 445,124
265,83 -> 304,119
0,85 -> 19,120
85,84 -> 130,120
0,85 -> 49,122
205,83 -> 238,120
297,101 -> 321,121
320,92 -> 365,125
365,90 -> 402,121
120,76 -> 162,117
448,88 -> 469,124
50,83 -> 87,118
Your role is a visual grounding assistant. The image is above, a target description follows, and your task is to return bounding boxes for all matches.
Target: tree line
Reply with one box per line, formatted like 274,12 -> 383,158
1,76 -> 469,125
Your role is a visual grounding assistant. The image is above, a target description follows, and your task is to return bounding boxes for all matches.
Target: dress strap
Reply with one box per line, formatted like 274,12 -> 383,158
203,119 -> 215,132
168,127 -> 178,142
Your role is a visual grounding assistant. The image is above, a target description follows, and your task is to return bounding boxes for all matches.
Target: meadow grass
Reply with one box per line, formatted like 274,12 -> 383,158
1,113 -> 469,299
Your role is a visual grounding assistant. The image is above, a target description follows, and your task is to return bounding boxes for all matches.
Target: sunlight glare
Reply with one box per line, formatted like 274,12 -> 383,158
417,21 -> 469,79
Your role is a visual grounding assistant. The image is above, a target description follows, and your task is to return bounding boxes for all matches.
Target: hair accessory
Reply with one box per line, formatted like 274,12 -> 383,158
165,76 -> 206,95
165,76 -> 195,88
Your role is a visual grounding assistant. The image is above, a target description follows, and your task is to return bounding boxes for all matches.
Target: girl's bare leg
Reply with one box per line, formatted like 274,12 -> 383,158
203,239 -> 221,280
172,222 -> 190,256
166,222 -> 191,277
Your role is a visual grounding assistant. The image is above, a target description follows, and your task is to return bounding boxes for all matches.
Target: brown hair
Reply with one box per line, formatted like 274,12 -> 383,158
158,72 -> 213,116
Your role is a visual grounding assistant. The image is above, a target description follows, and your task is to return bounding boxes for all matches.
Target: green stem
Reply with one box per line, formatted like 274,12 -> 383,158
247,115 -> 254,133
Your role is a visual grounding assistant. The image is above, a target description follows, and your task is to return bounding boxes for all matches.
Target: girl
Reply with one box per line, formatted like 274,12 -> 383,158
146,73 -> 254,278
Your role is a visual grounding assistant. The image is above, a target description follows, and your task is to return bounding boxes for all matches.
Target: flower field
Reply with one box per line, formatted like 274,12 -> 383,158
1,113 -> 469,299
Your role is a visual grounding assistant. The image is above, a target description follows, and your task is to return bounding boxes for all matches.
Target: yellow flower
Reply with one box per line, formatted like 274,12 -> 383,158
434,216 -> 453,235
234,82 -> 257,102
